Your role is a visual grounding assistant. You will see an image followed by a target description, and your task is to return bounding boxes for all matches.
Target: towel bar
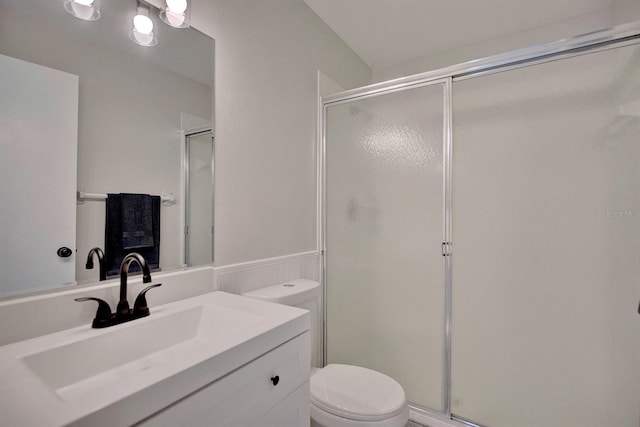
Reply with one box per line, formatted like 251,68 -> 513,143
77,191 -> 175,205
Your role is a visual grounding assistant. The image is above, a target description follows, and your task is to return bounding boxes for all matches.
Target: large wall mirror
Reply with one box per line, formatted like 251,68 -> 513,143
0,0 -> 214,298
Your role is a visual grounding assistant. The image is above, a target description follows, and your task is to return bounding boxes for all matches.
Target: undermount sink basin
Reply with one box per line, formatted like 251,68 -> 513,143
22,304 -> 262,401
0,291 -> 310,427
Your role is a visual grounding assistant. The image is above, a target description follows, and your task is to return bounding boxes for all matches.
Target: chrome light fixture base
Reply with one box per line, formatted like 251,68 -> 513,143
159,0 -> 189,28
129,29 -> 158,47
63,0 -> 101,21
159,8 -> 189,29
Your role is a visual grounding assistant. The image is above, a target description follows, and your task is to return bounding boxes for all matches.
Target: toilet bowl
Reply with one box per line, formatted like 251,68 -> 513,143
310,364 -> 408,427
243,279 -> 409,427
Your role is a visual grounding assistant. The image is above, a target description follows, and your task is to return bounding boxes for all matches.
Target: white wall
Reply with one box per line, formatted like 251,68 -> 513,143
372,8 -> 612,82
318,70 -> 345,97
612,0 -> 640,24
190,0 -> 372,266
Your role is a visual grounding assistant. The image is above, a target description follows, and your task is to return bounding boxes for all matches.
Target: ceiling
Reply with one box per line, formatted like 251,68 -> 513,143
303,0 -> 613,70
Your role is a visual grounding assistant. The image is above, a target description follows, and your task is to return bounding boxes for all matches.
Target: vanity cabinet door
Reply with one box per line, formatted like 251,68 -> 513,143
139,332 -> 310,427
247,382 -> 310,427
0,54 -> 78,296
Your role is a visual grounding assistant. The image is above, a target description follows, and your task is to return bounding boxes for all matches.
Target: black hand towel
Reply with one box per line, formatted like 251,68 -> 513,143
121,193 -> 154,249
105,194 -> 161,277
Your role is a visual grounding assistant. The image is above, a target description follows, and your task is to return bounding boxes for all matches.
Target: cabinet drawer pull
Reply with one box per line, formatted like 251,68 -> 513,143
270,375 -> 280,386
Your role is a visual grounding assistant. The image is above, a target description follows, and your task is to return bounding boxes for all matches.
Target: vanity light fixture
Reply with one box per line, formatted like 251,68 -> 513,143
129,2 -> 158,47
159,0 -> 190,28
64,0 -> 189,47
63,0 -> 101,21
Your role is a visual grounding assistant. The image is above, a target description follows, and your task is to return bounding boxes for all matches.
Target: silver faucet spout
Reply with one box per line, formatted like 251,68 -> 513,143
117,253 -> 152,316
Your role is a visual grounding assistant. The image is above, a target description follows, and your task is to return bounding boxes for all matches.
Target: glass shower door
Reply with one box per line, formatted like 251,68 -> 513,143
185,130 -> 213,266
451,44 -> 640,426
325,81 -> 447,412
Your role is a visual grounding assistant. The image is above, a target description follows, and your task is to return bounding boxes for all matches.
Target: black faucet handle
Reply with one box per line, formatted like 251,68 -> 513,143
75,297 -> 113,326
133,283 -> 162,317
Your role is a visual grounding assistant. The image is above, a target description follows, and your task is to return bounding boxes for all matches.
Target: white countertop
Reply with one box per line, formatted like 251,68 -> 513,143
0,291 -> 309,427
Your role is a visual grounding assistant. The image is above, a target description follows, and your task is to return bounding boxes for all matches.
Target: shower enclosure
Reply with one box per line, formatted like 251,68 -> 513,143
321,22 -> 640,427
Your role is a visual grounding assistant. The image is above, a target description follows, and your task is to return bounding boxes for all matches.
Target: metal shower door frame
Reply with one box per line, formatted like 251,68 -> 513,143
183,128 -> 215,267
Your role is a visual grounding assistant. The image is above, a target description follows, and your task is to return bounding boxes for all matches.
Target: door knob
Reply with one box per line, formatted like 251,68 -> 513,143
57,247 -> 73,258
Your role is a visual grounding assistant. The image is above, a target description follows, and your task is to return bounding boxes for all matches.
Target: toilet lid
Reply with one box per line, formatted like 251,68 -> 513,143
310,364 -> 406,422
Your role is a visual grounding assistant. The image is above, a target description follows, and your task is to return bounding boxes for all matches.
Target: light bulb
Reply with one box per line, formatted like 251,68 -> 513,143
130,5 -> 157,46
166,0 -> 187,14
133,8 -> 153,35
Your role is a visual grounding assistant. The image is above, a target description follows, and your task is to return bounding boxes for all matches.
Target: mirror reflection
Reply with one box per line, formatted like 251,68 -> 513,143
0,0 -> 214,298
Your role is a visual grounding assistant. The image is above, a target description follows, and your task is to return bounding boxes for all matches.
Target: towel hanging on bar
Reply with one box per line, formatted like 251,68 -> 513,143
105,194 -> 161,277
121,193 -> 154,249
77,190 -> 175,204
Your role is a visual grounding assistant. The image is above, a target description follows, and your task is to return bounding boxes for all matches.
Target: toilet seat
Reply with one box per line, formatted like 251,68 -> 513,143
310,364 -> 407,422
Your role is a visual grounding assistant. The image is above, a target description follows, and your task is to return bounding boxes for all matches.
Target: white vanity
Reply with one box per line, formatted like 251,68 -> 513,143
0,292 -> 310,426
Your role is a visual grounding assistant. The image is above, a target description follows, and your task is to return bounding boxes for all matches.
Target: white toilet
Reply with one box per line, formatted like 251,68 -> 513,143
243,279 -> 409,427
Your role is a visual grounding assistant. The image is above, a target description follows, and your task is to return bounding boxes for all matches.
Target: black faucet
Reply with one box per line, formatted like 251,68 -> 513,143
75,252 -> 162,328
117,252 -> 152,317
85,247 -> 106,281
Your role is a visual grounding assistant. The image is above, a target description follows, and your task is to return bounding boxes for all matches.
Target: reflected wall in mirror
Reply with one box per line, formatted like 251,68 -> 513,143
0,0 -> 214,299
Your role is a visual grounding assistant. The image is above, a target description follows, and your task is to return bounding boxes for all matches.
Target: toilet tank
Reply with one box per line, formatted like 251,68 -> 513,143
243,279 -> 321,367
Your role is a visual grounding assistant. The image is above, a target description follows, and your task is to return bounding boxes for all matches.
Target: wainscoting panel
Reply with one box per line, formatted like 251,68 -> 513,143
214,251 -> 320,295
